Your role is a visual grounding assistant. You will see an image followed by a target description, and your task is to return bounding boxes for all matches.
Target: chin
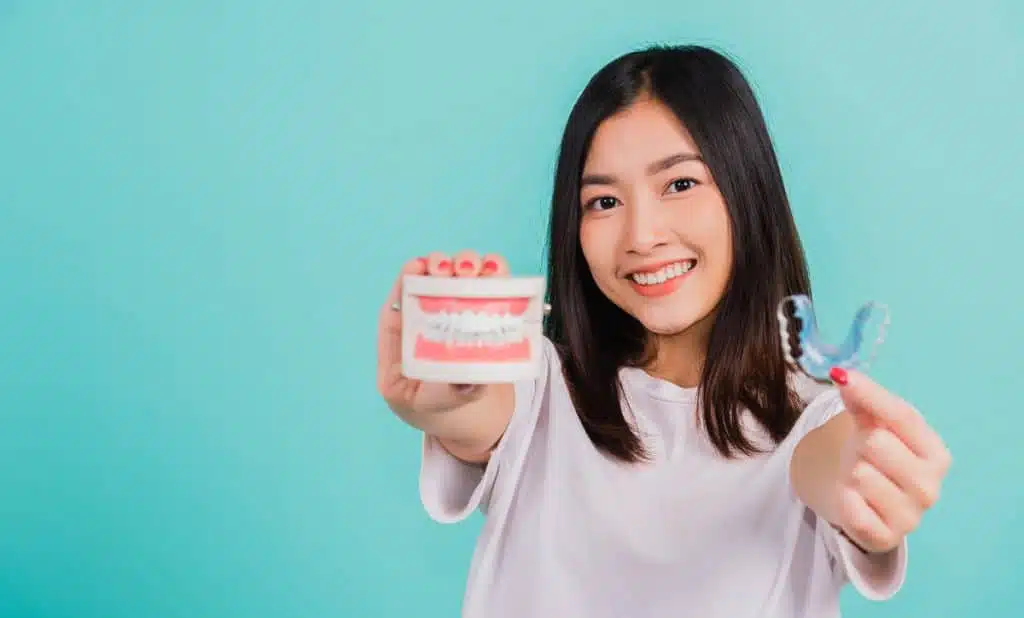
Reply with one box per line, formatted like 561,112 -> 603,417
645,323 -> 692,337
630,304 -> 701,337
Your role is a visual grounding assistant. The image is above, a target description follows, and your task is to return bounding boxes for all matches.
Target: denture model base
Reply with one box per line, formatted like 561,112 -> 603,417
400,275 -> 548,384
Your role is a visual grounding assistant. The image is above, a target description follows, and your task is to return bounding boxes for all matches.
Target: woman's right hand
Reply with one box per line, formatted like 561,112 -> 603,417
376,250 -> 511,424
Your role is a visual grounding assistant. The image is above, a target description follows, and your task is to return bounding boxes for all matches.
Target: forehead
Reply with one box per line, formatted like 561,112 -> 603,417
583,98 -> 699,172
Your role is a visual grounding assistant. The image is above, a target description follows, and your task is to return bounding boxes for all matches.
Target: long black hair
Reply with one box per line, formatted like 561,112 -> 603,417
543,44 -> 812,462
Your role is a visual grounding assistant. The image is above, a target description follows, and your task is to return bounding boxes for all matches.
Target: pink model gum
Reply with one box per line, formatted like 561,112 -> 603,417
399,275 -> 547,384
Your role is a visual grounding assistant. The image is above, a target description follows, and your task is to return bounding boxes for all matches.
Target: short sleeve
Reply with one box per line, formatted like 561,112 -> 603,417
796,387 -> 910,601
821,522 -> 908,601
418,338 -> 554,524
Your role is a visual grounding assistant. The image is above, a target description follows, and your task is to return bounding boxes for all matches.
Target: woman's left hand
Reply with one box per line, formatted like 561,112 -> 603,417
829,366 -> 952,554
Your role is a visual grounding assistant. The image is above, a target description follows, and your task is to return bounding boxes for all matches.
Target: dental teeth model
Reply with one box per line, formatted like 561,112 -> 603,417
398,275 -> 548,383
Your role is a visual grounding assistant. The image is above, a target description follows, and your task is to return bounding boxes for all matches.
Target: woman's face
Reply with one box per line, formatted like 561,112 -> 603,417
578,96 -> 733,339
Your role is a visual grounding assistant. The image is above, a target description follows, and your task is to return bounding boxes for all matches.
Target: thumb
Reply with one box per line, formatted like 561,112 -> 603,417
830,367 -> 932,454
377,257 -> 428,392
414,381 -> 489,410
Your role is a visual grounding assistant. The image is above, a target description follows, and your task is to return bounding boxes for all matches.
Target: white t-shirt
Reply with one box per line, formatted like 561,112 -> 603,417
419,336 -> 908,617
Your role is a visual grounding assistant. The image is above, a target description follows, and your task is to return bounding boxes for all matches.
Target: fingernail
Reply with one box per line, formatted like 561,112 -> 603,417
415,257 -> 427,269
481,260 -> 497,274
829,367 -> 848,385
459,260 -> 474,271
437,260 -> 451,272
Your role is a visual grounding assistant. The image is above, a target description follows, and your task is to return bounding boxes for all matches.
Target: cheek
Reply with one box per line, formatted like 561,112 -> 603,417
690,199 -> 732,267
578,221 -> 613,275
578,223 -> 595,269
578,222 -> 627,303
710,212 -> 733,268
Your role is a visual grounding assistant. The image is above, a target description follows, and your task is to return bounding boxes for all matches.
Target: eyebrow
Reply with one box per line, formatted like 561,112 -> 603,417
580,152 -> 704,187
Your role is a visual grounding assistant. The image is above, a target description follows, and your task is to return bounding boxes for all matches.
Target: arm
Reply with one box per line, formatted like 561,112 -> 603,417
415,347 -> 549,525
790,410 -> 896,559
393,383 -> 514,465
790,410 -> 854,530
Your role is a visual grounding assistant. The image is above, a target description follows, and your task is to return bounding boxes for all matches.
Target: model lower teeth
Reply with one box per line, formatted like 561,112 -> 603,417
631,261 -> 695,285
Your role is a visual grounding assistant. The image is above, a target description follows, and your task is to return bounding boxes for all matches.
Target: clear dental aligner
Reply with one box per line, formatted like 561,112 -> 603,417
777,294 -> 890,383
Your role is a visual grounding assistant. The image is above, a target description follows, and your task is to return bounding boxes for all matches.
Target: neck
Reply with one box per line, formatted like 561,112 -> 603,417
643,318 -> 713,389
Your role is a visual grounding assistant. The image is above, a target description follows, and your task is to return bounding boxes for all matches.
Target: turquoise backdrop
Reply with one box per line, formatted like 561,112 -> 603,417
1,1 -> 1020,616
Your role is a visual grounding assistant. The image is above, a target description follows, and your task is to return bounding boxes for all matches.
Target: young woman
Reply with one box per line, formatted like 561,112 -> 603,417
376,45 -> 951,617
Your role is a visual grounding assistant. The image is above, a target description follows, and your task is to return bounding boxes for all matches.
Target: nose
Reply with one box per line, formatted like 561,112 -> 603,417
624,200 -> 670,255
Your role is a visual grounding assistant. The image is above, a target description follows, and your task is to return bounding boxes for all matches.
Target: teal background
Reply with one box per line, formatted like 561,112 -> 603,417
1,1 -> 1020,616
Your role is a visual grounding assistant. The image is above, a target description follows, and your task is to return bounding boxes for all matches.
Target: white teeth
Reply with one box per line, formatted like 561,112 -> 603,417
630,260 -> 695,285
422,311 -> 525,345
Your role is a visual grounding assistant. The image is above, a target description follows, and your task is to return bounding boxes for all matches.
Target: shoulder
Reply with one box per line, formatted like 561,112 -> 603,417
418,335 -> 570,523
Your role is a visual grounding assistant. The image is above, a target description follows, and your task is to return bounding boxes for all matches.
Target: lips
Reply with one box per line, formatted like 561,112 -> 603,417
627,259 -> 696,285
413,296 -> 532,362
624,259 -> 697,298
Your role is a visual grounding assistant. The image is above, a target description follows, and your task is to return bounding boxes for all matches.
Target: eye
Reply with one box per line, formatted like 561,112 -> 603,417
666,178 -> 698,194
583,196 -> 620,211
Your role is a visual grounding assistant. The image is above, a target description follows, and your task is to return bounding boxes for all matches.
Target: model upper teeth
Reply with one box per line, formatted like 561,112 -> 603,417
630,260 -> 695,285
422,311 -> 526,346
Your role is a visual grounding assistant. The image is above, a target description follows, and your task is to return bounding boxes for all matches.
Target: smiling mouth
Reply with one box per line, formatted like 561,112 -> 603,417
628,259 -> 697,286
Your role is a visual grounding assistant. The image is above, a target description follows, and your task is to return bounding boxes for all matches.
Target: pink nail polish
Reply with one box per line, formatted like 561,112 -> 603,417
829,367 -> 848,385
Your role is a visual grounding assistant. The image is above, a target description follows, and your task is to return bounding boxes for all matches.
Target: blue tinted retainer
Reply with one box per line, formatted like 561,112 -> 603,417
777,294 -> 890,383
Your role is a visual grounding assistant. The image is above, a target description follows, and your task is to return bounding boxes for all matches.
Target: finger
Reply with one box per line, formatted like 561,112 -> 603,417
479,253 -> 509,277
378,256 -> 427,355
835,368 -> 943,458
426,252 -> 454,276
861,427 -> 941,510
837,486 -> 898,552
453,250 -> 482,277
380,256 -> 428,317
849,460 -> 920,537
835,369 -> 913,427
377,257 -> 428,395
